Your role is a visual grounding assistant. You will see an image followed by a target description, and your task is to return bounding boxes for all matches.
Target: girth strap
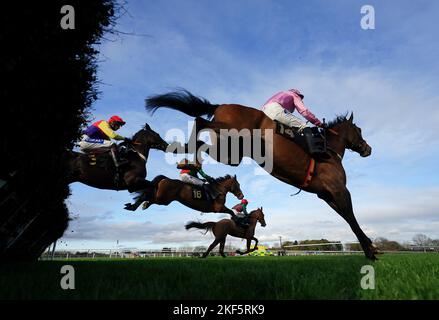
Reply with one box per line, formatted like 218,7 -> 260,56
300,158 -> 316,188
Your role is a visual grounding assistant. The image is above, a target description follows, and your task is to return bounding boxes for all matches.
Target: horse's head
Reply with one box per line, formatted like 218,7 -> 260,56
133,123 -> 169,151
329,113 -> 372,157
216,174 -> 244,199
229,175 -> 244,200
251,207 -> 266,227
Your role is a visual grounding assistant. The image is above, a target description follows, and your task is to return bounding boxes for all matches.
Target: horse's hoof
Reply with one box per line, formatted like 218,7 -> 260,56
366,252 -> 378,261
124,203 -> 135,211
142,201 -> 150,210
371,244 -> 383,255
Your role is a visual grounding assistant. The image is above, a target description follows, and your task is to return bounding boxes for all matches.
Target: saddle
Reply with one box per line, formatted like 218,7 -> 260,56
232,215 -> 250,229
86,151 -> 112,168
85,144 -> 131,189
274,121 -> 327,157
86,144 -> 130,169
190,183 -> 219,201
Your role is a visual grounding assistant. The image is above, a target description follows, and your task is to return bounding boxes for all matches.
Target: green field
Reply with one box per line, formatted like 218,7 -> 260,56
0,253 -> 438,300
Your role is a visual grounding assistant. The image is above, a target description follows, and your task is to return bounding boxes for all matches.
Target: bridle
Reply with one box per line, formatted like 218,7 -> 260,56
325,127 -> 365,160
224,177 -> 242,198
252,210 -> 265,225
129,137 -> 148,162
130,128 -> 166,161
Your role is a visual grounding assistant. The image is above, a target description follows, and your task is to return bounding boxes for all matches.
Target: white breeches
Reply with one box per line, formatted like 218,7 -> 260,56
180,173 -> 204,186
234,210 -> 246,218
78,135 -> 115,152
262,102 -> 307,131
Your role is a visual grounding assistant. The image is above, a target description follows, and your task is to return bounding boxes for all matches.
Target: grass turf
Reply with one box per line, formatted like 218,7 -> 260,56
0,253 -> 438,300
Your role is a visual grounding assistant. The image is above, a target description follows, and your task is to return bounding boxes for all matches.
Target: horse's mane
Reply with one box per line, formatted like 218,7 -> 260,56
131,123 -> 151,140
214,174 -> 233,183
327,113 -> 349,128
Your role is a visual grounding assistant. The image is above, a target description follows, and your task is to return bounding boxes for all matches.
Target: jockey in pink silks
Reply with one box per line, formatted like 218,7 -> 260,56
262,89 -> 329,159
261,89 -> 324,131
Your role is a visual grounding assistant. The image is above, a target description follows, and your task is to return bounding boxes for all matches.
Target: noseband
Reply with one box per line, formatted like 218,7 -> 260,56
326,127 -> 366,159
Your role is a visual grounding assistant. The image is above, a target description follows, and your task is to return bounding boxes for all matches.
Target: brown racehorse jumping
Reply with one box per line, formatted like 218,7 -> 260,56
145,90 -> 379,260
67,123 -> 168,195
125,174 -> 244,214
185,208 -> 266,258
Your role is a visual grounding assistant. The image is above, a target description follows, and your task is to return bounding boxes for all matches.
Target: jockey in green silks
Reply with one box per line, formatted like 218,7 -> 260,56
179,160 -> 214,186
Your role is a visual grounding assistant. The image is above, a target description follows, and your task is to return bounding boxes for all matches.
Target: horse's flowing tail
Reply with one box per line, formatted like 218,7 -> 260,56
145,89 -> 219,119
185,221 -> 216,234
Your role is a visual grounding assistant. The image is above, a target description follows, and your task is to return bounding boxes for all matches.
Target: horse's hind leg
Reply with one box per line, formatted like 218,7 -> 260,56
188,117 -> 244,166
124,178 -> 155,211
318,189 -> 377,260
219,237 -> 227,257
201,238 -> 221,258
124,184 -> 155,211
124,195 -> 145,211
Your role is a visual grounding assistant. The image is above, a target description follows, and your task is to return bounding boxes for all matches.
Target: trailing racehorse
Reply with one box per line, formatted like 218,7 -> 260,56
125,174 -> 244,215
185,208 -> 266,258
67,123 -> 168,195
145,90 -> 379,260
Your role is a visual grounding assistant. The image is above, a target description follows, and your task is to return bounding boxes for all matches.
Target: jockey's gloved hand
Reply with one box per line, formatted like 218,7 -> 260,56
318,122 -> 328,129
124,137 -> 132,144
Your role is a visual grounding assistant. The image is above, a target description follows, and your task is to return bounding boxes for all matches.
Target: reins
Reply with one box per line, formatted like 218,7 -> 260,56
129,140 -> 147,161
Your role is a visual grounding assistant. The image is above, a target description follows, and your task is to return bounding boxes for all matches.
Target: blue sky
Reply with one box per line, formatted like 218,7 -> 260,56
62,0 -> 439,251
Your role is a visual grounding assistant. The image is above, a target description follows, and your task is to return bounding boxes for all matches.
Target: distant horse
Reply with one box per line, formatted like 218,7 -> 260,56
125,174 -> 244,215
186,208 -> 266,258
146,90 -> 379,260
67,123 -> 168,194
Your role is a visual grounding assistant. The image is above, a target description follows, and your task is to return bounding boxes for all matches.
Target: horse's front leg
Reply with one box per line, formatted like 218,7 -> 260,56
251,237 -> 259,252
318,188 -> 378,260
245,238 -> 252,254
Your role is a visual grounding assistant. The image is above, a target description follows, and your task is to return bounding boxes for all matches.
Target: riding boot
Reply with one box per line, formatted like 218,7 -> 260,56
203,184 -> 214,201
110,146 -> 129,168
303,128 -> 331,160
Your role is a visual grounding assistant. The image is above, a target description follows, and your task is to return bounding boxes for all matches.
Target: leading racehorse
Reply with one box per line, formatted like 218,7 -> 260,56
145,90 -> 378,260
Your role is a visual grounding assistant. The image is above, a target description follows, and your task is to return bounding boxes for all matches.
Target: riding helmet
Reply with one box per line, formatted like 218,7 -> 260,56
109,115 -> 126,125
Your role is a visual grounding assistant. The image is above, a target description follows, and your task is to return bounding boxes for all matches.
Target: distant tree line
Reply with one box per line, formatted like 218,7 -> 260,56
272,234 -> 439,252
279,239 -> 343,251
